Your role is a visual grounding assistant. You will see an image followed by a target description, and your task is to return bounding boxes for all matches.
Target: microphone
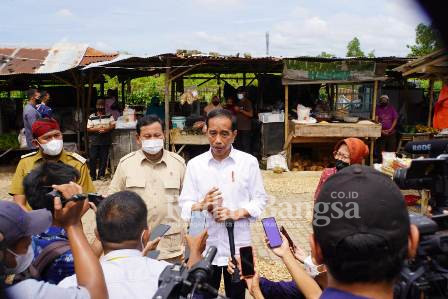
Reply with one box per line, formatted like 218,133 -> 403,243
225,219 -> 240,283
404,140 -> 448,157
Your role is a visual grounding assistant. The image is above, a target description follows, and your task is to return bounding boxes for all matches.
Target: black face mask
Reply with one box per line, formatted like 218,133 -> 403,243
335,159 -> 350,171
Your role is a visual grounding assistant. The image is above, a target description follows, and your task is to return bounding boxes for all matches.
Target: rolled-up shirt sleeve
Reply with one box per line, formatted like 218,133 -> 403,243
179,163 -> 199,221
6,279 -> 90,299
242,158 -> 267,219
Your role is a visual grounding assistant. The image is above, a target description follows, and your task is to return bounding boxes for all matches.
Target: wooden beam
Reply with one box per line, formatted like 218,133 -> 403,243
164,59 -> 171,149
170,63 -> 202,82
372,80 -> 378,120
51,74 -> 76,88
403,55 -> 448,77
427,78 -> 435,127
121,81 -> 125,107
284,85 -> 289,149
86,71 -> 94,155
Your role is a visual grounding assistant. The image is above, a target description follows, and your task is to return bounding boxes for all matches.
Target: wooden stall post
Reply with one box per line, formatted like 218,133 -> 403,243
427,78 -> 435,127
372,80 -> 378,120
284,85 -> 291,166
100,82 -> 104,98
121,81 -> 125,107
370,80 -> 379,165
85,71 -> 94,155
164,59 -> 171,149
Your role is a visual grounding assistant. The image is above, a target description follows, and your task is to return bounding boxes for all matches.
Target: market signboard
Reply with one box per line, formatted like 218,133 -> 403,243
282,59 -> 383,84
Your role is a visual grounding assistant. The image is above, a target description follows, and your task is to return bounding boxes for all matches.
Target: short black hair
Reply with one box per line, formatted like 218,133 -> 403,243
26,88 -> 37,99
136,114 -> 164,135
24,162 -> 80,213
206,108 -> 237,131
96,191 -> 148,243
317,233 -> 407,284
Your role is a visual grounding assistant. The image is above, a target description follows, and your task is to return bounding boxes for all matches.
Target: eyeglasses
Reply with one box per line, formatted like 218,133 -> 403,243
333,151 -> 350,160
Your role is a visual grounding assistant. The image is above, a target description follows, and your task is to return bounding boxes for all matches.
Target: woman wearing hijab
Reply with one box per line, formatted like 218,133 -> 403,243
314,137 -> 369,201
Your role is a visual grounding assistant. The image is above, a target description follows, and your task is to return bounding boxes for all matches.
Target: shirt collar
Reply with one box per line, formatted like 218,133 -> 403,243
101,249 -> 142,262
34,149 -> 67,162
137,149 -> 168,165
207,146 -> 237,164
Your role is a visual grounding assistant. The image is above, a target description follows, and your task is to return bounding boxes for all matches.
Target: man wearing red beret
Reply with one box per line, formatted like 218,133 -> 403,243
9,118 -> 95,210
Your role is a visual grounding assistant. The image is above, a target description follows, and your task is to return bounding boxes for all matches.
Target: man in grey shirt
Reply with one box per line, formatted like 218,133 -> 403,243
1,183 -> 108,299
23,88 -> 41,148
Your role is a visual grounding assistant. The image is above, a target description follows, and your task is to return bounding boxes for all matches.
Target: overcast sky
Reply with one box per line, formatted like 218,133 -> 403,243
1,0 -> 430,58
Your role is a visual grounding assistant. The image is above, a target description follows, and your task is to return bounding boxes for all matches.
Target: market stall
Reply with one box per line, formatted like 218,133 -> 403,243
281,58 -> 408,166
393,49 -> 448,145
83,54 -> 285,160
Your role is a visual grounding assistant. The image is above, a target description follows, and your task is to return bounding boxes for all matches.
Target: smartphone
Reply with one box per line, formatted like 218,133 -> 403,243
261,217 -> 283,248
239,246 -> 255,277
147,224 -> 171,259
188,211 -> 206,236
280,226 -> 296,253
150,224 -> 171,241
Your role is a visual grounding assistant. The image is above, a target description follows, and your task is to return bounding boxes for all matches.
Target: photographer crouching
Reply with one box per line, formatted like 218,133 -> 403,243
1,182 -> 108,299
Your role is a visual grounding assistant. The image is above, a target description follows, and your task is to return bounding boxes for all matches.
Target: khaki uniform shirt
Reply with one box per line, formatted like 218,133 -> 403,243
9,150 -> 96,206
108,149 -> 186,260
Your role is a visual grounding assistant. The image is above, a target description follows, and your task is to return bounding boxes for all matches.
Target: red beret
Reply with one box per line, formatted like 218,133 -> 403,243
32,118 -> 60,138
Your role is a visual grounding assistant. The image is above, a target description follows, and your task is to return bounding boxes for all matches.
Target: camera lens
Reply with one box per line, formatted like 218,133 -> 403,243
393,168 -> 408,189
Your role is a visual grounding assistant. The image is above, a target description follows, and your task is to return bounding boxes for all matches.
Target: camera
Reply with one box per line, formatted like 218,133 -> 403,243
152,246 -> 227,299
45,190 -> 104,206
393,140 -> 448,299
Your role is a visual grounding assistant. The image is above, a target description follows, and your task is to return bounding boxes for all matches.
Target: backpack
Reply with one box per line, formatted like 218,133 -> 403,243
29,240 -> 71,280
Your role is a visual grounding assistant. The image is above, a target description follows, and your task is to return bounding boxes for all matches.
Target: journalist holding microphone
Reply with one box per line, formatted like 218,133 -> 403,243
179,109 -> 267,299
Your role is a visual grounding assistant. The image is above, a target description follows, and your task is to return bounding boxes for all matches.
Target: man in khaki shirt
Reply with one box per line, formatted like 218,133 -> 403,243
108,115 -> 186,262
10,118 -> 95,210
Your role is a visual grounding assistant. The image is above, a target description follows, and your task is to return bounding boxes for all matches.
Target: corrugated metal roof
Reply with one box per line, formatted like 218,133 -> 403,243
79,47 -> 119,66
0,43 -> 118,76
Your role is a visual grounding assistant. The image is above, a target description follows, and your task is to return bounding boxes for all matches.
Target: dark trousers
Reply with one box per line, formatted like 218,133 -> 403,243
204,265 -> 245,299
89,144 -> 110,179
236,130 -> 251,154
376,132 -> 397,161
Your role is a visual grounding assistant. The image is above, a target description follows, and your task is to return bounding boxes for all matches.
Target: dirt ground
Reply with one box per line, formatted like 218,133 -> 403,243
0,166 -> 321,287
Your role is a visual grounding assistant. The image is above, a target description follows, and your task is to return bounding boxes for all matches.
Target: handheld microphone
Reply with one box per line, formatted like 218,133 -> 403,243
225,219 -> 240,283
404,140 -> 448,157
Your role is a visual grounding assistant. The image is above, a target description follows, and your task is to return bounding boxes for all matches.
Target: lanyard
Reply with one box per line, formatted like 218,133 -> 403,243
106,256 -> 131,262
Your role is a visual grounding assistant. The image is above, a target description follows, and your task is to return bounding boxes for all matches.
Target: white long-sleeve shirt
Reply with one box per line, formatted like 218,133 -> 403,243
179,147 -> 267,266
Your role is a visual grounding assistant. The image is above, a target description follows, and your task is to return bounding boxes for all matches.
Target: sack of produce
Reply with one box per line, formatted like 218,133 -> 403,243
18,129 -> 27,149
267,151 -> 289,172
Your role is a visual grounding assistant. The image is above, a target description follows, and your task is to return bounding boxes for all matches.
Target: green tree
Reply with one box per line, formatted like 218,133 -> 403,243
317,51 -> 335,58
346,37 -> 365,57
367,50 -> 375,58
407,23 -> 443,57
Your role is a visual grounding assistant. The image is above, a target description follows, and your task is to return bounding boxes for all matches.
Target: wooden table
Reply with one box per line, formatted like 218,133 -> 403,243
286,121 -> 382,165
170,133 -> 209,155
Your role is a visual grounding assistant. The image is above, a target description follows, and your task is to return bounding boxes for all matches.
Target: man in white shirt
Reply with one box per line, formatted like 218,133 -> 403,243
179,108 -> 267,299
58,191 -> 206,299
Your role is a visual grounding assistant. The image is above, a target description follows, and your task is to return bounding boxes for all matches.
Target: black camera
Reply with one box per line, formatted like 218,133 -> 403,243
45,190 -> 104,206
152,246 -> 227,299
393,140 -> 448,299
